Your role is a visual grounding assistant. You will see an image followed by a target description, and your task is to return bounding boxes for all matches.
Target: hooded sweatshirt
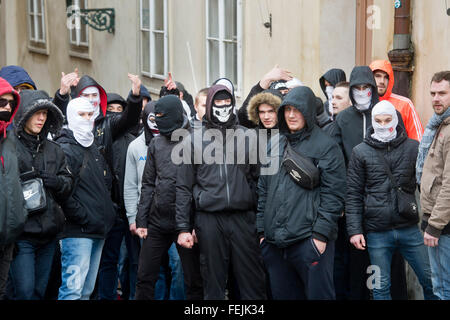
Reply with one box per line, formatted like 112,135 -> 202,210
0,77 -> 27,245
369,60 -> 424,141
257,86 -> 346,247
319,68 -> 346,117
332,66 -> 405,164
0,66 -> 37,90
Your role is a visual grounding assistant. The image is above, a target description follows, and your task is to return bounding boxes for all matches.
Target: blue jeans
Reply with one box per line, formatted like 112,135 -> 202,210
58,238 -> 105,300
427,234 -> 450,300
366,225 -> 437,300
9,240 -> 56,300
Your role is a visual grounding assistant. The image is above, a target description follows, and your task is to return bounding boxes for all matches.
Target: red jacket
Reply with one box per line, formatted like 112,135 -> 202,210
369,60 -> 424,141
0,77 -> 20,138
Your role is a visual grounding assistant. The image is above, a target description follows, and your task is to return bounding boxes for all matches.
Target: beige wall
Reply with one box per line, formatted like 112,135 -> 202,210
411,0 -> 450,126
371,0 -> 394,60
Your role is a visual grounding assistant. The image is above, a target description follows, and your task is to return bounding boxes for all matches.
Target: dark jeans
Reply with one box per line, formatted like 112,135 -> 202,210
195,211 -> 266,300
9,239 -> 57,300
97,217 -> 126,300
0,244 -> 14,300
261,237 -> 335,300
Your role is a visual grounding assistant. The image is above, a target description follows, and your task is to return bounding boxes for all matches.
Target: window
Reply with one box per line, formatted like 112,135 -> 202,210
140,0 -> 168,79
206,0 -> 242,95
69,0 -> 89,47
27,0 -> 48,53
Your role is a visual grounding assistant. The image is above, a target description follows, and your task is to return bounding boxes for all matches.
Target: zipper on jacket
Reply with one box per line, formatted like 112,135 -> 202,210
363,113 -> 367,139
223,153 -> 230,206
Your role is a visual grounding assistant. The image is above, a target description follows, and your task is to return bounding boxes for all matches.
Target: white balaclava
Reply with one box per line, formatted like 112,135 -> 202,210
371,100 -> 398,143
147,112 -> 160,136
82,86 -> 101,118
352,86 -> 372,111
67,97 -> 95,147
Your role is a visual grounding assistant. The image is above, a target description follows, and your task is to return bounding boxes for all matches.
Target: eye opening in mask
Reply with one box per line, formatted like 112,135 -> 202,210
155,112 -> 164,117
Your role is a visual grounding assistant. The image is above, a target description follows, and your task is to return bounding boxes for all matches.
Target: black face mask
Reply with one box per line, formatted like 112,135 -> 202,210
0,111 -> 11,122
154,95 -> 184,136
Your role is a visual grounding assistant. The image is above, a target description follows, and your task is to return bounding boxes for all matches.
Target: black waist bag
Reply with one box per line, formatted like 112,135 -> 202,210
282,141 -> 320,190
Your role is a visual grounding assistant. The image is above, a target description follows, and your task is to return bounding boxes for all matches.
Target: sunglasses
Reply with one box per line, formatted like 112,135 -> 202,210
0,98 -> 16,109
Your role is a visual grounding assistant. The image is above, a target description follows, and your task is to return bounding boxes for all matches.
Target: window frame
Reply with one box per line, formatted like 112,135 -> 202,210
140,0 -> 168,80
205,0 -> 242,96
27,0 -> 49,54
69,0 -> 89,48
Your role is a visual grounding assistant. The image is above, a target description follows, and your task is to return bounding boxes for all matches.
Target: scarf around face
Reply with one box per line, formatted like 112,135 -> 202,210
416,107 -> 450,184
67,97 -> 96,147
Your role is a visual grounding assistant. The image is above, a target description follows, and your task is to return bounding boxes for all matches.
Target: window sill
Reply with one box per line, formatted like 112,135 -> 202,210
28,45 -> 49,56
69,50 -> 91,61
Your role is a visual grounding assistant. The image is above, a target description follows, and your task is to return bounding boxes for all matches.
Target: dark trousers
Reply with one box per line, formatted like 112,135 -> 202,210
195,211 -> 267,300
97,217 -> 126,300
135,226 -> 202,300
0,244 -> 14,300
118,227 -> 141,300
261,237 -> 335,300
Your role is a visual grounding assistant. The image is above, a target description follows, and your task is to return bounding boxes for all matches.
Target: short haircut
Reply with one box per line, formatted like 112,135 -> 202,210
431,71 -> 450,85
335,81 -> 350,89
195,87 -> 209,105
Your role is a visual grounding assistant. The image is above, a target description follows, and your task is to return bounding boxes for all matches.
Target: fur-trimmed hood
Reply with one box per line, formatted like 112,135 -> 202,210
14,90 -> 64,137
247,89 -> 282,126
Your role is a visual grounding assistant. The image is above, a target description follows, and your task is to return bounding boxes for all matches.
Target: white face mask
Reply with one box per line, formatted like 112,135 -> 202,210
325,86 -> 334,102
81,86 -> 101,117
352,87 -> 372,111
371,101 -> 398,143
212,105 -> 233,123
147,113 -> 159,136
67,97 -> 95,147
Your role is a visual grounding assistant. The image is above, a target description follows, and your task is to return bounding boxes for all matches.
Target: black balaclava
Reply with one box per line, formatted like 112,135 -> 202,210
154,95 -> 184,137
211,90 -> 234,126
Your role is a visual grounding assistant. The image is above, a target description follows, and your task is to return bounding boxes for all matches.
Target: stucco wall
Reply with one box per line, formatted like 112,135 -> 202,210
411,0 -> 450,126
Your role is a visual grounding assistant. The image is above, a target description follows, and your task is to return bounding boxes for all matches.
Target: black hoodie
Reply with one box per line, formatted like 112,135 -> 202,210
319,69 -> 347,117
11,90 -> 73,244
257,86 -> 346,247
331,66 -> 405,164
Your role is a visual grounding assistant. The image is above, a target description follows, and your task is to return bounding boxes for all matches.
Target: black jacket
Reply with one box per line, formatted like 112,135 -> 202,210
346,126 -> 419,235
55,129 -> 116,239
176,85 -> 258,232
257,86 -> 347,248
137,117 -> 189,232
12,90 -> 73,244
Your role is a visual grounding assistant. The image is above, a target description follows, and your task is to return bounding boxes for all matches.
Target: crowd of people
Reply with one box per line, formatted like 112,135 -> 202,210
0,61 -> 448,300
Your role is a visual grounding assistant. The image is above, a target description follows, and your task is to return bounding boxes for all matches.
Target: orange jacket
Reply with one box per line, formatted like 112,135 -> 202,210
369,60 -> 424,141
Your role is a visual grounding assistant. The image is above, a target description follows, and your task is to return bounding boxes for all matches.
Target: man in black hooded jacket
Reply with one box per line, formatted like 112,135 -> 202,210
134,95 -> 203,300
8,90 -> 73,300
319,68 -> 347,120
176,85 -> 266,300
257,86 -> 346,300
